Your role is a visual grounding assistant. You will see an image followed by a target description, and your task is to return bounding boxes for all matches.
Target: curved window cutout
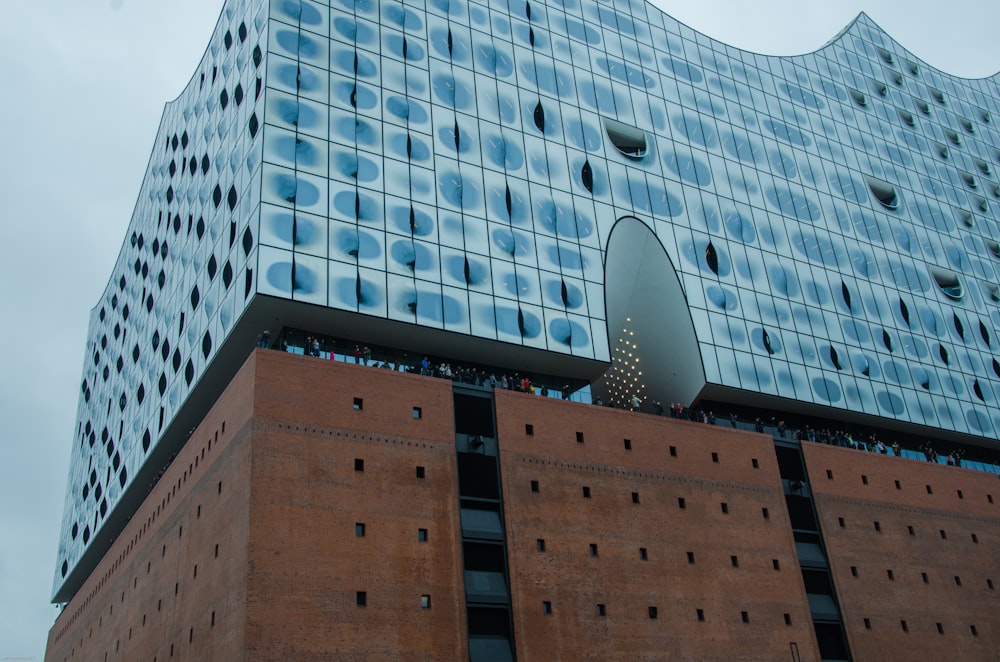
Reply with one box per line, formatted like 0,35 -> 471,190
928,86 -> 945,104
933,141 -> 949,159
930,266 -> 963,300
762,329 -> 775,355
705,242 -> 720,275
877,47 -> 895,65
867,177 -> 899,210
829,346 -> 843,370
961,171 -> 978,189
533,102 -> 545,132
953,313 -> 966,340
904,59 -> 919,76
994,358 -> 1000,378
841,281 -> 852,311
938,343 -> 950,365
849,88 -> 868,107
959,117 -> 974,134
978,107 -> 991,123
985,239 -> 1000,260
889,70 -> 904,87
871,79 -> 888,97
974,158 -> 991,176
958,210 -> 974,228
974,379 -> 985,401
581,160 -> 594,193
898,109 -> 915,127
980,320 -> 991,346
899,298 -> 911,326
983,282 -> 1000,304
913,98 -> 930,115
882,329 -> 893,352
604,118 -> 648,159
973,195 -> 989,213
944,128 -> 960,146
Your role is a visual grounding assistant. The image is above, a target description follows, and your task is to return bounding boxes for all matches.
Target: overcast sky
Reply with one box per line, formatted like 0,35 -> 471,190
1,0 -> 998,658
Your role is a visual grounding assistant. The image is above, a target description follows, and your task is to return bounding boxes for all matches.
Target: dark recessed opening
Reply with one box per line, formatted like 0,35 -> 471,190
867,177 -> 899,210
849,88 -> 867,107
603,117 -> 648,159
930,266 -> 963,300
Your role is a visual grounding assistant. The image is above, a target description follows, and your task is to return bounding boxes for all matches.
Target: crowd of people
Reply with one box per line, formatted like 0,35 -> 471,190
263,329 -> 987,472
264,331 -> 575,400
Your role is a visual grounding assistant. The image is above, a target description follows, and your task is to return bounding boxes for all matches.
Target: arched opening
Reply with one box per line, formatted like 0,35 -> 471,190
594,217 -> 705,409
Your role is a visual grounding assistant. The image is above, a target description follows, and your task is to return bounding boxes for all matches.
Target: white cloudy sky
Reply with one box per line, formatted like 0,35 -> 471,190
0,0 -> 997,658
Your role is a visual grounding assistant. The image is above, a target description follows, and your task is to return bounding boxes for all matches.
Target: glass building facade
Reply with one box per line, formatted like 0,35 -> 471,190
54,0 -> 1000,600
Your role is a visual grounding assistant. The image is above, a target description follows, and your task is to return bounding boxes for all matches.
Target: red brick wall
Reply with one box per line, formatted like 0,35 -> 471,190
243,351 -> 469,660
803,442 -> 1000,661
45,351 -> 258,662
495,391 -> 822,661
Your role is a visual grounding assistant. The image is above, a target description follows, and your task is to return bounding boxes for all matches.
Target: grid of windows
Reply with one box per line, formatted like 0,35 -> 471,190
54,0 -> 1000,599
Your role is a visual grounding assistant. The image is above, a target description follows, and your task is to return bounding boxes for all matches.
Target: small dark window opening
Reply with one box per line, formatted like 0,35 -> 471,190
353,397 -> 363,410
784,613 -> 792,626
623,438 -> 632,450
418,529 -> 428,542
542,601 -> 552,614
576,431 -> 584,443
589,543 -> 598,557
887,569 -> 895,580
631,492 -> 640,504
355,458 -> 364,472
530,480 -> 539,493
901,620 -> 909,633
895,480 -> 902,489
752,458 -> 759,469
696,609 -> 705,622
357,591 -> 367,606
827,469 -> 834,480
864,618 -> 872,630
596,604 -> 606,616
416,466 -> 425,479
741,611 -> 750,624
669,445 -> 677,457
940,529 -> 947,539
687,551 -> 695,564
922,572 -> 929,583
711,452 -> 719,463
355,523 -> 365,537
874,521 -> 881,532
838,517 -> 846,528
762,507 -> 770,519
412,407 -> 422,419
721,502 -> 729,514
582,486 -> 591,498
525,424 -> 534,435
908,525 -> 915,536
731,555 -> 739,568
773,559 -> 781,571
862,475 -> 869,485
649,606 -> 658,619
536,539 -> 545,552
639,547 -> 648,560
851,566 -> 858,577
678,497 -> 686,509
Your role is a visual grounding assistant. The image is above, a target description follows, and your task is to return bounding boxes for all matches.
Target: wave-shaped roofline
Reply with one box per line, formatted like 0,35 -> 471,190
87,0 -> 1000,319
648,2 -> 1000,81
